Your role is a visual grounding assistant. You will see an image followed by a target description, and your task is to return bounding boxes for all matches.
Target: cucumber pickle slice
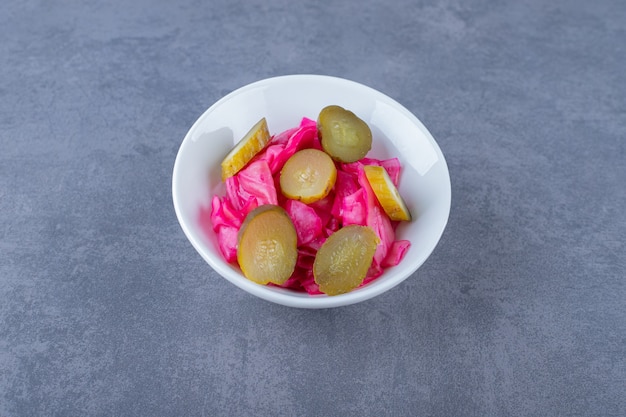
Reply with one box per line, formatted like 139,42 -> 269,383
280,148 -> 337,204
237,205 -> 298,285
313,225 -> 380,296
317,105 -> 372,163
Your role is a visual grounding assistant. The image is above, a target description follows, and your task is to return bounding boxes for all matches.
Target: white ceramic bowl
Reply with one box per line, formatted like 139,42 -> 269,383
172,75 -> 450,308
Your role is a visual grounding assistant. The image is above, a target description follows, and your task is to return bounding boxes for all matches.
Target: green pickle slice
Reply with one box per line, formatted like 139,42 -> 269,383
317,105 -> 372,163
237,205 -> 298,285
221,118 -> 270,181
313,225 -> 380,296
280,148 -> 337,204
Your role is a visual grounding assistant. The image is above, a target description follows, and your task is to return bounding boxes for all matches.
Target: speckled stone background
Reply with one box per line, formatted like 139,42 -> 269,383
1,0 -> 625,415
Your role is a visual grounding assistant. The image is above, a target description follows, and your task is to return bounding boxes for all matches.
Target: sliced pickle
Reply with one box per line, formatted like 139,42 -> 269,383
237,205 -> 298,285
280,148 -> 337,204
221,118 -> 271,181
364,165 -> 412,221
317,105 -> 372,163
313,225 -> 380,296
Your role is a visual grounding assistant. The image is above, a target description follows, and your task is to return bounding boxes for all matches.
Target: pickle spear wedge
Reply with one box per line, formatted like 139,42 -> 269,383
364,165 -> 412,221
221,118 -> 270,181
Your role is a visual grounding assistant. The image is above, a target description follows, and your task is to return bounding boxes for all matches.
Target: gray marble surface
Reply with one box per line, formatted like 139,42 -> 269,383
2,0 -> 625,415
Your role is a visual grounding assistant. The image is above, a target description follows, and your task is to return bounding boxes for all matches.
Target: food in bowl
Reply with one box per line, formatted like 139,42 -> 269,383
172,74 -> 451,309
209,107 -> 412,296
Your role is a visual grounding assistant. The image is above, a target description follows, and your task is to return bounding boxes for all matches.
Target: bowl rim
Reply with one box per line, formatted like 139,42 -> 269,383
172,74 -> 451,309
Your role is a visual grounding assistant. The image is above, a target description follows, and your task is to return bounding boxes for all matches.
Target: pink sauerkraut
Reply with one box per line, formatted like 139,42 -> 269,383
206,118 -> 410,294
